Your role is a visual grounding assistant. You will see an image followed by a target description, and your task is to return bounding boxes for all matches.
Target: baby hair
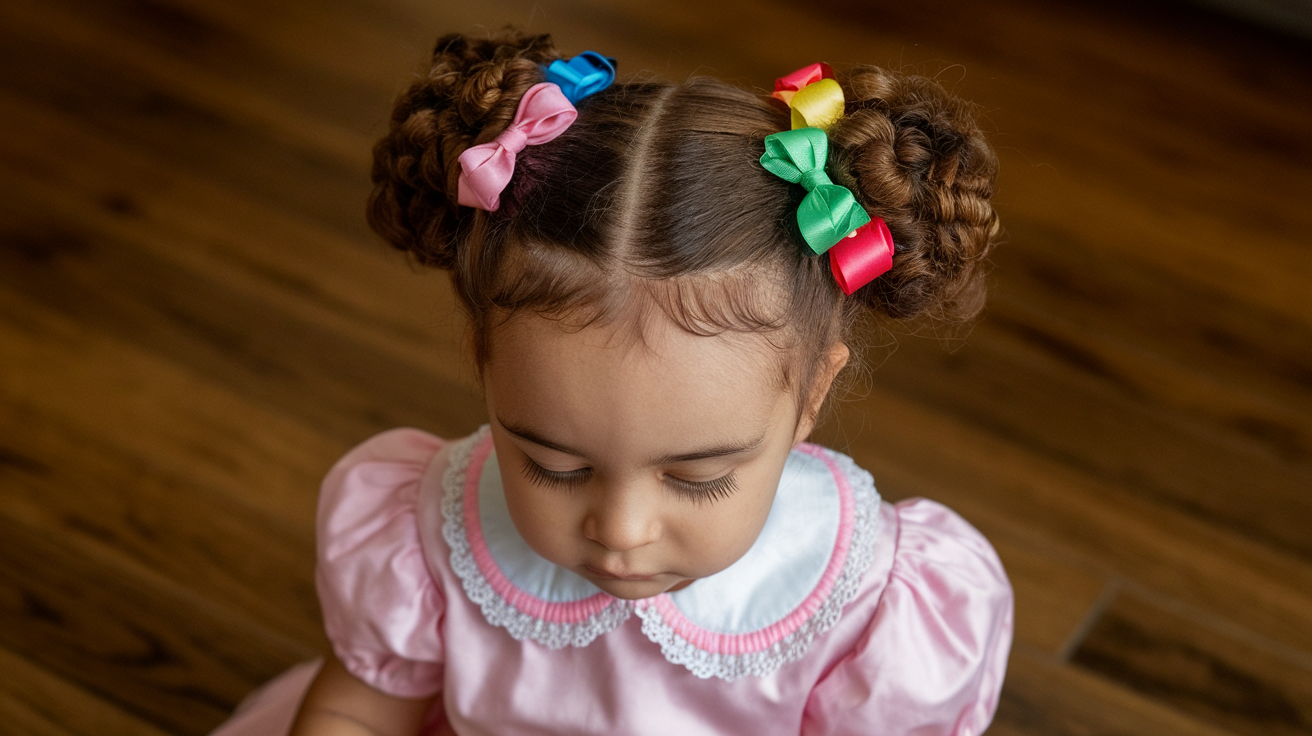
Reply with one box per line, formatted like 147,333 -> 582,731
367,29 -> 1000,399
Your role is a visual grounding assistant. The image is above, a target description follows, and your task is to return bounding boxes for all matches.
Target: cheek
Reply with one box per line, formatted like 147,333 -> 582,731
502,476 -> 581,559
669,473 -> 779,571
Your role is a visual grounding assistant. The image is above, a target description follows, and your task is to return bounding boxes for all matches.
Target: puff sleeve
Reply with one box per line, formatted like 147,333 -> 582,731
802,499 -> 1014,736
315,428 -> 448,699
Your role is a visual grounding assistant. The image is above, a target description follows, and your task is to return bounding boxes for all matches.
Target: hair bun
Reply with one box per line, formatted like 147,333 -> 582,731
367,30 -> 562,269
827,66 -> 1000,321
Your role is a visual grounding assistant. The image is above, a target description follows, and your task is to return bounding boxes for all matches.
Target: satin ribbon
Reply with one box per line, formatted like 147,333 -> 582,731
772,62 -> 844,130
771,62 -> 834,105
829,218 -> 895,294
457,82 -> 578,211
544,51 -> 617,104
760,127 -> 871,255
789,79 -> 844,131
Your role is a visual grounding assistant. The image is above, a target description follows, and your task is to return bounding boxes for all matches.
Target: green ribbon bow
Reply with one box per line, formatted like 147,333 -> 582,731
760,127 -> 870,255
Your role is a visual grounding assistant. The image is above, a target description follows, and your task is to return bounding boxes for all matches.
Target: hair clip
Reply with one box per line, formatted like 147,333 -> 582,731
760,127 -> 871,255
772,62 -> 844,131
544,51 -> 617,104
457,82 -> 578,211
829,218 -> 895,294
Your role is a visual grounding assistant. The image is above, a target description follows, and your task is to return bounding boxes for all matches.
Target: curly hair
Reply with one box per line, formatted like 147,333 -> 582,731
367,28 -> 1000,398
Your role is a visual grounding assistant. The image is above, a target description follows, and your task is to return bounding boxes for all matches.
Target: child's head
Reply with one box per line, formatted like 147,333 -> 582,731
368,30 -> 999,598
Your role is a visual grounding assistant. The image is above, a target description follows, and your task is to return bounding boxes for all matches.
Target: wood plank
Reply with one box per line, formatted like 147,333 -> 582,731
990,225 -> 1312,439
993,647 -> 1240,736
0,282 -> 342,531
987,537 -> 1110,656
21,0 -> 420,125
0,0 -> 375,171
0,287 -> 334,645
0,164 -> 486,449
1071,588 -> 1312,736
0,646 -> 172,736
0,7 -> 374,243
867,308 -> 1312,560
0,395 -> 323,646
0,513 -> 312,736
0,88 -> 478,415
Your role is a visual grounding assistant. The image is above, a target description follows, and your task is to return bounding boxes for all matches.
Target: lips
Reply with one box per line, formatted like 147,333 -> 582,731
584,564 -> 657,582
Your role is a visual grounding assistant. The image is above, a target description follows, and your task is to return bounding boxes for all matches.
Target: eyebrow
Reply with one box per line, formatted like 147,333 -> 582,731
497,417 -> 765,465
650,436 -> 765,465
499,420 -> 587,457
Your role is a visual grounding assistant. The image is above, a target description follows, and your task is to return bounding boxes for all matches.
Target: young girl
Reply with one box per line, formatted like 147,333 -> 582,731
212,29 -> 1011,736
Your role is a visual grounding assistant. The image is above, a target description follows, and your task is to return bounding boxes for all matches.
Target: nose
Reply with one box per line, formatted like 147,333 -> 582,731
582,486 -> 661,552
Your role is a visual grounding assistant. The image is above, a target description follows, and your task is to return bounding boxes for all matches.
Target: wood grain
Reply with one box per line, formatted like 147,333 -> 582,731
993,647 -> 1242,736
1072,588 -> 1312,735
0,512 -> 311,735
0,646 -> 172,736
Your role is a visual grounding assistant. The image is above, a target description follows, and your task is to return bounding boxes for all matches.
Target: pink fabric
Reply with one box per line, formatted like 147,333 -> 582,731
829,218 -> 895,295
315,428 -> 447,698
456,83 -> 578,211
801,502 -> 1015,736
210,428 -> 1013,736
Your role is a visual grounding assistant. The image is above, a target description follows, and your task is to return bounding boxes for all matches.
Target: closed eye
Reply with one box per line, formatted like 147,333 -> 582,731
522,456 -> 591,489
522,457 -> 739,504
664,473 -> 738,504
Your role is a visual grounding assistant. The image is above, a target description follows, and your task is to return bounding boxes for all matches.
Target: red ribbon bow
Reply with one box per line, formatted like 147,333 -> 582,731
771,62 -> 836,105
828,218 -> 895,295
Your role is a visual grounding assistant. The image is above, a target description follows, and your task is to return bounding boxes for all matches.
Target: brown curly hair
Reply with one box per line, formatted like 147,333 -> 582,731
368,29 -> 1000,399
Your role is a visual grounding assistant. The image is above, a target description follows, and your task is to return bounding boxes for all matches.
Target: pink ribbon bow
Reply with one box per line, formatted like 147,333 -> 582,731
771,62 -> 835,105
457,82 -> 579,211
829,218 -> 895,295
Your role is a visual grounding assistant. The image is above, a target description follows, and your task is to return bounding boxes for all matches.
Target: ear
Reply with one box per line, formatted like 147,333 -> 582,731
792,342 -> 851,445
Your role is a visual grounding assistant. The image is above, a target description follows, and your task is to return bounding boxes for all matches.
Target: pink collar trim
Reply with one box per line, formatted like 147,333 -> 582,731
639,444 -> 854,653
440,427 -> 882,679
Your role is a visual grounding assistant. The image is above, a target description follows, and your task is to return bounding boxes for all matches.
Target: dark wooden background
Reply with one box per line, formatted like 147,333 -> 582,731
1,0 -> 1310,733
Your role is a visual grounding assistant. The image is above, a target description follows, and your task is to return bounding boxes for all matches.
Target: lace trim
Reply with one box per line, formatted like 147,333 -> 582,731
440,427 -> 633,649
635,448 -> 882,680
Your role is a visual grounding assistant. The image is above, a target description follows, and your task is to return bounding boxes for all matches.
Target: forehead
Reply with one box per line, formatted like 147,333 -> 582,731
483,313 -> 795,454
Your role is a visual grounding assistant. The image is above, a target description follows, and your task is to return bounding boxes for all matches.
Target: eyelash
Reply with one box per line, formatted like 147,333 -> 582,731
520,457 -> 739,504
521,457 -> 591,489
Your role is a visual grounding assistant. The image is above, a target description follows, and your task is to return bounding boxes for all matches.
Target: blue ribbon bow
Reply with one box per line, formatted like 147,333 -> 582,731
544,51 -> 617,104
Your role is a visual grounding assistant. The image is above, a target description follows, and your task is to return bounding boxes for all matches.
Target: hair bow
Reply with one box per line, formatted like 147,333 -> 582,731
772,62 -> 844,131
457,82 -> 578,211
771,62 -> 834,104
829,218 -> 895,294
544,51 -> 617,104
760,127 -> 871,255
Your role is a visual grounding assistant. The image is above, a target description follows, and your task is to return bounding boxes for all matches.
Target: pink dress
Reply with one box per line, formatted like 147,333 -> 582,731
211,427 -> 1013,735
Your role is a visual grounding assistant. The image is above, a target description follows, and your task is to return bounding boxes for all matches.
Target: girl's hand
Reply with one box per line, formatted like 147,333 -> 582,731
289,652 -> 436,736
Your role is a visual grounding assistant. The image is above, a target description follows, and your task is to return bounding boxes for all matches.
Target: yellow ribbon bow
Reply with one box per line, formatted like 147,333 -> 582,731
772,63 -> 845,131
789,78 -> 844,130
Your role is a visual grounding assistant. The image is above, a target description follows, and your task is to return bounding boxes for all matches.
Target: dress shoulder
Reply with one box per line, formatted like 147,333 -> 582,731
315,428 -> 450,699
803,498 -> 1014,736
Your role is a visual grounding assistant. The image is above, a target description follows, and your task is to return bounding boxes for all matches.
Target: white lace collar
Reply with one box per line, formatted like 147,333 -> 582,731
439,426 -> 881,680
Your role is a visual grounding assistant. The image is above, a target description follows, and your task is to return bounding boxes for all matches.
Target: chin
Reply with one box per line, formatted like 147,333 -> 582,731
588,576 -> 682,600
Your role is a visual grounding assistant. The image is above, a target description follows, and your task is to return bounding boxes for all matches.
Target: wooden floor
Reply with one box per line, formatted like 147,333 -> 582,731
1,0 -> 1310,733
